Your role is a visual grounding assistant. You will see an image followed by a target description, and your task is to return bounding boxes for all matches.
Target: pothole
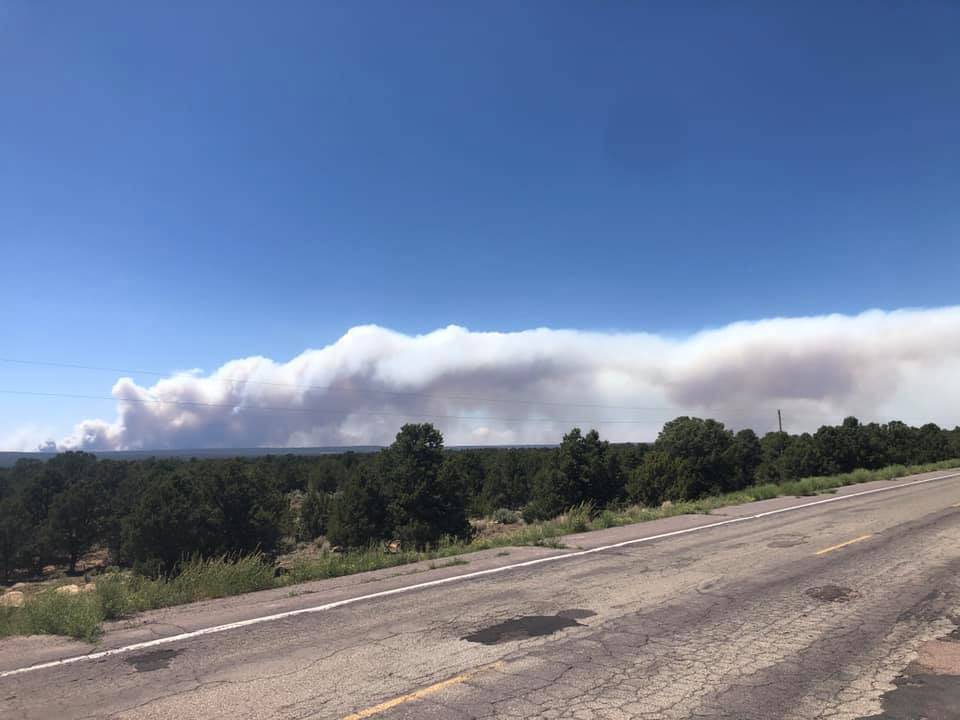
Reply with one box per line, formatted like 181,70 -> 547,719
462,611 -> 593,645
767,534 -> 808,548
805,585 -> 859,603
125,648 -> 181,672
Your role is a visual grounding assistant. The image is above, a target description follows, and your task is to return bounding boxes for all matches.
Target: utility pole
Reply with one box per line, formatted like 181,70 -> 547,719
777,409 -> 785,485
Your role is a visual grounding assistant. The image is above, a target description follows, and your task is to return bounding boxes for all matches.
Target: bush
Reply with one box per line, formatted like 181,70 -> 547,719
96,573 -> 136,619
563,502 -> 595,533
171,554 -> 276,601
327,467 -> 388,548
491,508 -> 520,525
299,490 -> 328,540
17,590 -> 104,641
626,452 -> 693,507
592,509 -> 618,529
122,463 -> 287,577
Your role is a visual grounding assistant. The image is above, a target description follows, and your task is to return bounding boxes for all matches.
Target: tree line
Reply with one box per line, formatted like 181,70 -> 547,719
1,416 -> 958,582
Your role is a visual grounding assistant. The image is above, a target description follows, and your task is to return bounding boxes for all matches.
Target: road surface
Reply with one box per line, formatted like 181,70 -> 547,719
3,469 -> 960,719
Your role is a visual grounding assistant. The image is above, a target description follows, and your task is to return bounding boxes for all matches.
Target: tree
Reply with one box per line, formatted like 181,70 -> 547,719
121,470 -> 215,576
654,417 -> 734,497
308,459 -> 347,494
440,452 -> 486,516
0,497 -> 29,583
915,423 -> 949,464
327,466 -> 388,548
882,421 -> 914,466
780,433 -> 824,480
756,431 -> 790,483
814,421 -> 858,474
479,450 -> 530,513
47,478 -> 101,573
625,451 -> 694,507
299,489 -> 328,541
525,428 -> 621,521
200,460 -> 286,557
725,429 -> 762,490
382,424 -> 471,549
524,465 -> 571,522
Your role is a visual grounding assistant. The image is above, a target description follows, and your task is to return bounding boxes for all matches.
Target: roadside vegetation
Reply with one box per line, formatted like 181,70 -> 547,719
2,415 -> 959,641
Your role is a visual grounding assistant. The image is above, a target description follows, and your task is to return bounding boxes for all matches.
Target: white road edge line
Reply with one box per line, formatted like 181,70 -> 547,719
3,470 -> 960,679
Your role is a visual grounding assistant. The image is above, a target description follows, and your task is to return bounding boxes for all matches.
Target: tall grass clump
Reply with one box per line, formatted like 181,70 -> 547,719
285,546 -> 423,584
96,554 -> 277,619
0,590 -> 105,642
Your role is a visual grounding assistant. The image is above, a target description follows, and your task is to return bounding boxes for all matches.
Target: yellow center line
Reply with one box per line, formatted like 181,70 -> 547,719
815,534 -> 873,556
951,502 -> 960,508
343,661 -> 505,719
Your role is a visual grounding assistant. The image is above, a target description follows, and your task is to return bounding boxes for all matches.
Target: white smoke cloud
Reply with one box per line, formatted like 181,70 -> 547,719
0,425 -> 59,452
47,306 -> 960,451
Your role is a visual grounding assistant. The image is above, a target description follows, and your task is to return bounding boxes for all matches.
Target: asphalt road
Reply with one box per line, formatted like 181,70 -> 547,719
4,470 -> 960,719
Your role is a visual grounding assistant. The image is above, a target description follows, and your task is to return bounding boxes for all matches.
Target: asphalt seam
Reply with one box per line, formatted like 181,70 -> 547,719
2,470 -> 959,680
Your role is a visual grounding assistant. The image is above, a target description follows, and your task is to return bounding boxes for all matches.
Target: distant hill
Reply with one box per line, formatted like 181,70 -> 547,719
0,443 -> 570,468
0,446 -> 383,468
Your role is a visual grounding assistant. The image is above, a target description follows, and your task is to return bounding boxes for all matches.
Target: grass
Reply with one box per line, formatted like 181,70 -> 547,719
96,554 -> 277,619
3,457 -> 958,642
0,589 -> 105,642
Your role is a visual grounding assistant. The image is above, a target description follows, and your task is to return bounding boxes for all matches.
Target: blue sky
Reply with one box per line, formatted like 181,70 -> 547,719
2,2 -> 959,447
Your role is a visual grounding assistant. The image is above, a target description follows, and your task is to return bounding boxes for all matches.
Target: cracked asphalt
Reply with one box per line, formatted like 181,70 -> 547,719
3,470 -> 960,719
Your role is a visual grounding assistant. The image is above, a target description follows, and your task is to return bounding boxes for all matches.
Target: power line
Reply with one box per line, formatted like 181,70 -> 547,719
0,356 -> 761,414
0,388 -> 771,427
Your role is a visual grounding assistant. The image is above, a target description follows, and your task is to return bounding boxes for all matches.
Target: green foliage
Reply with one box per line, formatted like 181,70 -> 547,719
298,490 -> 329,541
2,455 -> 959,642
626,451 -> 692,507
0,589 -> 104,642
1,415 -> 958,595
0,497 -> 29,582
121,470 -> 215,577
382,424 -> 472,549
121,461 -> 286,577
327,466 -> 388,548
96,554 -> 277,618
47,478 -> 101,573
564,502 -> 595,533
491,508 -> 520,524
653,417 -> 735,497
525,428 -> 621,521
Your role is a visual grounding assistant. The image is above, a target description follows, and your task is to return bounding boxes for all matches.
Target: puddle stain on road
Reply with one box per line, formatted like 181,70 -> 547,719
462,610 -> 595,645
125,648 -> 182,672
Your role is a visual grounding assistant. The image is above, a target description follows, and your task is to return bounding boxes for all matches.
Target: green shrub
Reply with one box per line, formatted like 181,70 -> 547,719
592,509 -> 618,529
563,502 -> 595,533
491,508 -> 520,525
96,573 -> 136,619
171,554 -> 276,601
19,590 -> 104,642
748,483 -> 780,500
